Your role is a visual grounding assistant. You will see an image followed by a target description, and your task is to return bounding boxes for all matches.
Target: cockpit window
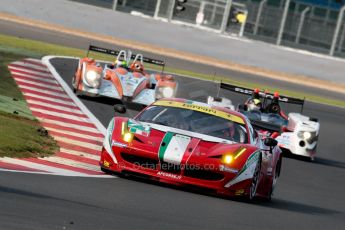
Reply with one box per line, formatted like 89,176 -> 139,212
136,106 -> 248,143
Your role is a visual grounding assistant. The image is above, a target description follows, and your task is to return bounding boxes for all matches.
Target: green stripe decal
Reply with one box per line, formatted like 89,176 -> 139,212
158,132 -> 174,162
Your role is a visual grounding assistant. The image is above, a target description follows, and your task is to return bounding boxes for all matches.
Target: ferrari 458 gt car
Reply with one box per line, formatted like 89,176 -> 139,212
73,45 -> 178,105
100,98 -> 282,200
208,83 -> 320,161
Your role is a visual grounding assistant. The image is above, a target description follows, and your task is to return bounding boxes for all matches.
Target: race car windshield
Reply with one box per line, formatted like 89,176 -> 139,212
136,105 -> 248,143
243,110 -> 288,127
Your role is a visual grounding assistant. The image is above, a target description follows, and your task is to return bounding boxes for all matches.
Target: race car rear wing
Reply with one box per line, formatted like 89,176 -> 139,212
87,45 -> 166,66
219,82 -> 305,112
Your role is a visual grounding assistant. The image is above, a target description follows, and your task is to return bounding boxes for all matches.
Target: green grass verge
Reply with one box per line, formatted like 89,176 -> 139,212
0,51 -> 26,100
0,33 -> 344,108
0,49 -> 58,158
0,111 -> 59,158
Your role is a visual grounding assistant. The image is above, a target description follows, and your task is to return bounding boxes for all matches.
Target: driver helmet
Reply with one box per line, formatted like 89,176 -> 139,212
252,88 -> 260,99
272,92 -> 280,103
247,98 -> 262,111
114,59 -> 128,69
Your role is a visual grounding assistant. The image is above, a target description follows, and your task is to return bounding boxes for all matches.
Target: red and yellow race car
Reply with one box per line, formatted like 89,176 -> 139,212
100,98 -> 282,200
73,46 -> 178,105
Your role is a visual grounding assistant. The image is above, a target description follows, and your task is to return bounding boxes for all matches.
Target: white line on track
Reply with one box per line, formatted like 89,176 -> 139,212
53,136 -> 102,151
60,148 -> 100,161
11,61 -> 50,72
37,118 -> 100,133
19,85 -> 69,98
40,156 -> 100,171
46,127 -> 103,142
0,158 -> 87,177
14,78 -> 64,90
26,99 -> 84,114
8,66 -> 53,77
42,56 -> 107,135
11,71 -> 58,83
30,108 -> 91,123
23,93 -> 77,106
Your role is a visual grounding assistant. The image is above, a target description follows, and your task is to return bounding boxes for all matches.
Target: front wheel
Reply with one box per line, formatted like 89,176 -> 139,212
248,157 -> 261,200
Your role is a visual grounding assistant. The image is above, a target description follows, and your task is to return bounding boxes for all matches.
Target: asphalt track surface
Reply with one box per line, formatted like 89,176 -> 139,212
0,57 -> 344,230
1,19 -> 345,102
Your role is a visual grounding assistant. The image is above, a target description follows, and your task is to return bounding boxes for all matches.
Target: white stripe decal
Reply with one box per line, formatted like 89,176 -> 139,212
23,93 -> 76,106
60,148 -> 100,161
53,136 -> 102,151
45,127 -> 103,142
19,85 -> 69,98
27,99 -> 84,114
163,134 -> 191,165
30,108 -> 91,122
36,118 -> 99,133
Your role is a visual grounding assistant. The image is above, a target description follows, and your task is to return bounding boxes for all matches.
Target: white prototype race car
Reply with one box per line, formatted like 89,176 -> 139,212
208,83 -> 320,161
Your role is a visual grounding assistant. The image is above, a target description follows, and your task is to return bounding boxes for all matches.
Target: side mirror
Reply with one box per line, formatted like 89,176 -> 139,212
114,104 -> 126,114
264,137 -> 278,147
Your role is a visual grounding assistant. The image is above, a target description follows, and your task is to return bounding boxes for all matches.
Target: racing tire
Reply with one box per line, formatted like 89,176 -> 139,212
248,157 -> 261,200
100,167 -> 113,175
265,157 -> 282,201
72,76 -> 79,94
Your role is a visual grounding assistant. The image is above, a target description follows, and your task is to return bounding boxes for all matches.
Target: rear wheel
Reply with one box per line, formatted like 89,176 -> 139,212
266,157 -> 282,201
248,157 -> 261,200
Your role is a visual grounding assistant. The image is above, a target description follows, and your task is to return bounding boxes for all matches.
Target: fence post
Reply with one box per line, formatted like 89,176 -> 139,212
168,0 -> 175,22
210,0 -> 219,24
337,22 -> 345,52
295,7 -> 310,44
253,0 -> 267,35
277,0 -> 290,46
154,0 -> 162,19
112,0 -> 118,11
220,0 -> 233,33
330,5 -> 345,56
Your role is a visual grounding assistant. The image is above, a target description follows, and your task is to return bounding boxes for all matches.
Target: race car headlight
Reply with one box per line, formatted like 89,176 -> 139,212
162,87 -> 174,98
123,132 -> 134,143
221,154 -> 234,164
121,121 -> 134,143
303,132 -> 311,139
297,131 -> 313,140
85,70 -> 101,88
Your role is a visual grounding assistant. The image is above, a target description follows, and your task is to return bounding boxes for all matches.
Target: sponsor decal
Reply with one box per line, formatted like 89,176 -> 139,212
157,171 -> 182,180
103,160 -> 110,167
128,119 -> 151,136
235,189 -> 245,195
154,100 -> 245,124
111,140 -> 127,148
219,165 -> 239,174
